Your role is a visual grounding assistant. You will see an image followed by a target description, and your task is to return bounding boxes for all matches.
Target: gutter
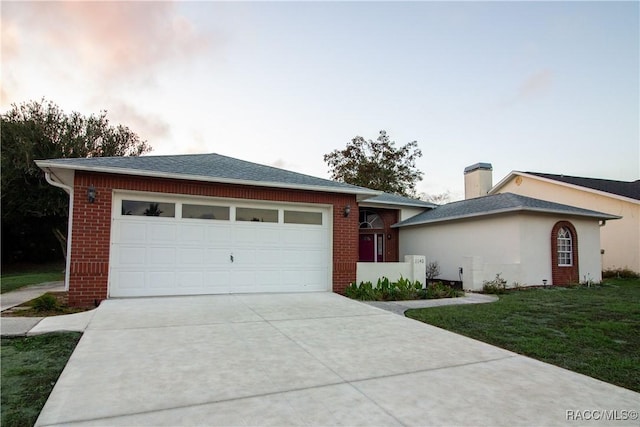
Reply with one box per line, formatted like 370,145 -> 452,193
43,170 -> 73,292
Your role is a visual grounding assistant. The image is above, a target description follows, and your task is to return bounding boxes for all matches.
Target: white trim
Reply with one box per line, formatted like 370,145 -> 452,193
490,171 -> 640,205
43,171 -> 74,292
35,161 -> 380,199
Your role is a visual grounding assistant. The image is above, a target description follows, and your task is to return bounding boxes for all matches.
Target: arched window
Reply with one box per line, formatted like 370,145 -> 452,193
359,210 -> 384,229
557,227 -> 573,266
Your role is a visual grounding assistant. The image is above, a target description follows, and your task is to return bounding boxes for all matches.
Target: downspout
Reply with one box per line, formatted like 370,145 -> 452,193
44,171 -> 73,292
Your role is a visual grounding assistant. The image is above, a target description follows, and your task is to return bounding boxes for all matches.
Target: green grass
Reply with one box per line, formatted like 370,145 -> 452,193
1,332 -> 81,427
1,263 -> 64,294
405,279 -> 640,393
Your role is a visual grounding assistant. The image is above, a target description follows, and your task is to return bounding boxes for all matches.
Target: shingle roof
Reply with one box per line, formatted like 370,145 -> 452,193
36,153 -> 379,197
393,193 -> 620,227
361,193 -> 438,209
526,172 -> 640,200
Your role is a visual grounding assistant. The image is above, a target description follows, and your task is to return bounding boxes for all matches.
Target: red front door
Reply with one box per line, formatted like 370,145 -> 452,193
359,234 -> 384,262
359,234 -> 375,262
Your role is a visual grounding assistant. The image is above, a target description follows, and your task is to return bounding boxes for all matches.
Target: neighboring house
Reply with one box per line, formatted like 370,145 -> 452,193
36,153 -> 378,306
36,154 -> 619,305
490,171 -> 640,274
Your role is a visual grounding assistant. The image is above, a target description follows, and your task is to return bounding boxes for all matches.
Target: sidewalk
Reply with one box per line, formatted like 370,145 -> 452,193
1,281 -> 65,311
1,281 -> 72,337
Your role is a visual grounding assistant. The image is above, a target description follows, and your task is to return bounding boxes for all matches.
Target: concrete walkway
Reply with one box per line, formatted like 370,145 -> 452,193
35,293 -> 639,426
1,281 -> 65,311
1,282 -> 95,337
364,292 -> 498,315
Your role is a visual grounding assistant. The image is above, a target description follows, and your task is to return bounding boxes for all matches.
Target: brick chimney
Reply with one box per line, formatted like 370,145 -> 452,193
464,163 -> 493,199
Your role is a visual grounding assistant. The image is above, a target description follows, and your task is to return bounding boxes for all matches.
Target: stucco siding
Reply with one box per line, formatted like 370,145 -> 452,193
399,215 -> 522,283
399,213 -> 603,290
498,176 -> 639,273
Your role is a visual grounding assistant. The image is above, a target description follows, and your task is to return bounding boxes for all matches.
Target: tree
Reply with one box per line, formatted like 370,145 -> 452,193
420,190 -> 452,205
324,130 -> 423,197
1,99 -> 152,264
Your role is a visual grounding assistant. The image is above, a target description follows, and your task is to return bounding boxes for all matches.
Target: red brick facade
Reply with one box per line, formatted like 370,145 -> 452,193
550,221 -> 579,285
69,171 -> 359,306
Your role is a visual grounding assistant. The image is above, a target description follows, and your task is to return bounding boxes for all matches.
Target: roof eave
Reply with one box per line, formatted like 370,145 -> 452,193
35,161 -> 381,198
393,206 -> 620,228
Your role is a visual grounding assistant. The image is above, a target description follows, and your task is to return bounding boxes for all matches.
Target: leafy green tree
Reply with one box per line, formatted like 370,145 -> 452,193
324,130 -> 423,197
1,99 -> 151,264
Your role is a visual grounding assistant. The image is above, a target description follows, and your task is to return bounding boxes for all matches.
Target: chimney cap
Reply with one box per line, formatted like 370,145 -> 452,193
464,162 -> 493,174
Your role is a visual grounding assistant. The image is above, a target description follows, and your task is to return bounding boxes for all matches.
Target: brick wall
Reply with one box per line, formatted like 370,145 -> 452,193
550,221 -> 579,285
69,171 -> 359,306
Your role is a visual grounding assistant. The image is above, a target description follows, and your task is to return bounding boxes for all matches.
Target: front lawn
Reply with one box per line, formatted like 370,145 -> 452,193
1,333 -> 81,427
405,279 -> 640,393
1,263 -> 64,294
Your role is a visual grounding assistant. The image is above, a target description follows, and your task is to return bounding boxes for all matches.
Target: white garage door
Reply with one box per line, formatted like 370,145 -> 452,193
109,193 -> 331,297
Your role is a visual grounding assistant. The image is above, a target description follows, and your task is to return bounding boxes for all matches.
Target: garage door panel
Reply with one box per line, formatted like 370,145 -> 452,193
282,228 -> 325,246
110,198 -> 330,297
148,223 -> 177,242
147,247 -> 176,265
235,226 -> 280,246
117,272 -> 146,289
176,271 -> 204,287
179,224 -> 206,243
117,247 -> 147,265
205,248 -> 232,265
178,248 -> 205,265
205,225 -> 232,244
117,222 -> 146,243
148,271 -> 176,288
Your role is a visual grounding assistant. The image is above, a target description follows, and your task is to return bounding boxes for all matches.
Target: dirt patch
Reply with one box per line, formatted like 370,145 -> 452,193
1,292 -> 92,317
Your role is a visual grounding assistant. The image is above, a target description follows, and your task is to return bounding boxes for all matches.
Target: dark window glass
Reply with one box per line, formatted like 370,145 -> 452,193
236,207 -> 278,223
183,204 -> 230,220
121,200 -> 175,217
284,210 -> 322,225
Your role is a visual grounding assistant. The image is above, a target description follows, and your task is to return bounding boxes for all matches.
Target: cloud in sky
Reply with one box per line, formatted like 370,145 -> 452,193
1,1 -> 210,108
517,69 -> 554,100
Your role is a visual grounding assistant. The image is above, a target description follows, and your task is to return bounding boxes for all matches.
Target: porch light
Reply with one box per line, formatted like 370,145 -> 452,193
87,185 -> 96,203
343,205 -> 351,217
543,279 -> 548,286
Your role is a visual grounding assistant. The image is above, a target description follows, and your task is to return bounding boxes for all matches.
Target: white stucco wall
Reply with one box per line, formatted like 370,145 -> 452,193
496,175 -> 639,273
399,213 -> 603,290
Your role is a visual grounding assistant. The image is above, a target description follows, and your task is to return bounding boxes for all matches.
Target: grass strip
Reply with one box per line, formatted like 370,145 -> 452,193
1,332 -> 81,427
405,279 -> 640,392
1,263 -> 64,294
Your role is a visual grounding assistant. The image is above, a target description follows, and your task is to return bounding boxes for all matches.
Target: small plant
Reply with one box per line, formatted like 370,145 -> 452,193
482,273 -> 507,295
31,293 -> 60,312
425,261 -> 441,281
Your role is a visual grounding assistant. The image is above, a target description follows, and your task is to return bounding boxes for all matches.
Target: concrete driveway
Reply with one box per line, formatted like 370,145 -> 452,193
36,293 -> 639,426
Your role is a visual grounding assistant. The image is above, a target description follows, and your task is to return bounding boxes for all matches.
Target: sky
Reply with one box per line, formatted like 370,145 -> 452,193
2,1 -> 638,201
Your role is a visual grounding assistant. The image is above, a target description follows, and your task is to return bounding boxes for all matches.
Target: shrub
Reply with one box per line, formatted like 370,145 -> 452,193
31,293 -> 60,312
602,268 -> 639,279
482,273 -> 507,294
425,281 -> 463,299
346,277 -> 462,301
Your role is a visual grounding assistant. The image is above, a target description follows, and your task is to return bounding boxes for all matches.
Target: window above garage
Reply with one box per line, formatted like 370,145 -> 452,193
117,196 -> 325,226
121,200 -> 176,217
